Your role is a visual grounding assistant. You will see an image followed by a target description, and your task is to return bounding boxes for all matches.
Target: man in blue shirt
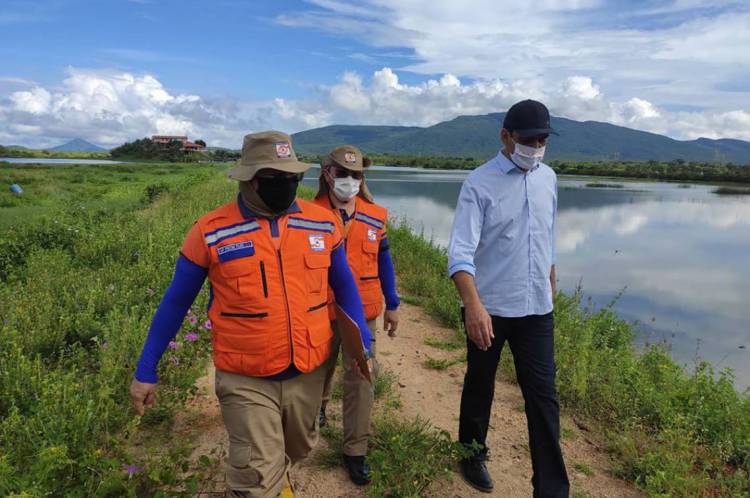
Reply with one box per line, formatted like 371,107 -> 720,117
448,100 -> 569,497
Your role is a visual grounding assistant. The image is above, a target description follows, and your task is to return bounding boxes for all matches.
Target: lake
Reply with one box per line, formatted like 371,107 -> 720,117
304,165 -> 750,389
0,157 -> 124,165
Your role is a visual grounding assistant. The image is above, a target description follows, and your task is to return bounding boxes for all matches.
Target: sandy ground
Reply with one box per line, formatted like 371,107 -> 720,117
175,302 -> 643,497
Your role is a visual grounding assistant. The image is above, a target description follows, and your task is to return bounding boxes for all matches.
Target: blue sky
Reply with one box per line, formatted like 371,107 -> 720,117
1,0 -> 748,148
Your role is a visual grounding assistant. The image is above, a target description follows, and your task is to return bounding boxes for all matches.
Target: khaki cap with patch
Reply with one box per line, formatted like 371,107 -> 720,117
227,130 -> 309,181
322,144 -> 372,172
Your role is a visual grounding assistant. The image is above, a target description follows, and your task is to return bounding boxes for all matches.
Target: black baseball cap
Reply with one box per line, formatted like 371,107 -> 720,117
503,99 -> 558,138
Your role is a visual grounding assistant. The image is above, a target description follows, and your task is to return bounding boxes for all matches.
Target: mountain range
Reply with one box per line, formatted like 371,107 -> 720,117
50,138 -> 107,152
292,113 -> 750,164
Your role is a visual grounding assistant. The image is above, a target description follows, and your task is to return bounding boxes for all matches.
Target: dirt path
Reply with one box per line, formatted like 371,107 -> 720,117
178,302 -> 643,497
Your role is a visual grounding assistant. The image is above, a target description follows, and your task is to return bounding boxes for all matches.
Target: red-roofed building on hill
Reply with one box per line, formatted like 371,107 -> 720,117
151,135 -> 205,151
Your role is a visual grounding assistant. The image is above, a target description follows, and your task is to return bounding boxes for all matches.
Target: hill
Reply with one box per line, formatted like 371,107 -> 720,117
292,113 -> 750,164
50,138 -> 107,152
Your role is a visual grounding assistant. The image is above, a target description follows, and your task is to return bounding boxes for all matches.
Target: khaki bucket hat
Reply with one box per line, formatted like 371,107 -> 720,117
227,130 -> 309,181
321,144 -> 372,171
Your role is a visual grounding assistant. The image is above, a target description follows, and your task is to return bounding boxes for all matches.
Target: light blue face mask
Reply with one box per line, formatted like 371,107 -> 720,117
511,141 -> 546,170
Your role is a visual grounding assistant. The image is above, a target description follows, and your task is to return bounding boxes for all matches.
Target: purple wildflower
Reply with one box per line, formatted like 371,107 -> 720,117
188,315 -> 198,325
122,463 -> 141,477
169,355 -> 179,365
185,332 -> 199,342
168,341 -> 179,350
203,319 -> 213,330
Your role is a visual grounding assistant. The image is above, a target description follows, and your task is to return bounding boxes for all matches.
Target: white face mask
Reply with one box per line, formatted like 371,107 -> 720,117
510,141 -> 545,170
332,176 -> 361,201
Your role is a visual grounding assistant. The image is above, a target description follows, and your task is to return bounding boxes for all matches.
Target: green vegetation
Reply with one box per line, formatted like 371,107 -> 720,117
573,462 -> 595,477
368,416 -> 471,497
423,337 -> 463,351
3,162 -> 748,496
110,138 -> 209,162
551,159 -> 750,184
714,186 -> 750,195
0,162 -> 219,233
423,356 -> 465,370
387,222 -> 750,497
0,163 -> 231,496
0,144 -> 110,159
584,182 -> 624,188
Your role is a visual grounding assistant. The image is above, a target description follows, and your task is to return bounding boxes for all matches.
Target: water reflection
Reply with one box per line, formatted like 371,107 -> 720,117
303,169 -> 750,388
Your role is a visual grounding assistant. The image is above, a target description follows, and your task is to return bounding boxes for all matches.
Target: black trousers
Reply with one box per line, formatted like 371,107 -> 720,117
458,311 -> 569,498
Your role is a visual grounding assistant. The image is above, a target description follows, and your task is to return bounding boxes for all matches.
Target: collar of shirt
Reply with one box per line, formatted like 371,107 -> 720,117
236,193 -> 302,220
339,207 -> 356,224
495,151 -> 539,174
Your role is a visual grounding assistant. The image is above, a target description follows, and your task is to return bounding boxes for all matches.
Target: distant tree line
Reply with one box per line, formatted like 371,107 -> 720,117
0,145 -> 109,160
334,152 -> 750,184
109,138 -> 205,162
549,159 -> 750,184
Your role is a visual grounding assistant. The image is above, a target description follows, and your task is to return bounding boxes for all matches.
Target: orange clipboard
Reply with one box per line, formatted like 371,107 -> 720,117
334,304 -> 372,384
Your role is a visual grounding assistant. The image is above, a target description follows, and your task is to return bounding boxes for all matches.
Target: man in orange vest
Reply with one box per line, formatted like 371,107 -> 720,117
130,131 -> 373,498
313,145 -> 400,485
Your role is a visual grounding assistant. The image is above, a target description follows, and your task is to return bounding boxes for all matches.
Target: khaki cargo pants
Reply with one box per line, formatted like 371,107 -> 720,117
321,319 -> 379,456
215,363 -> 327,498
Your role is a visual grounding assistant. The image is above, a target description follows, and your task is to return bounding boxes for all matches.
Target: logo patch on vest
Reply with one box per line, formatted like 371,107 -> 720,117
308,234 -> 325,252
367,228 -> 377,242
217,241 -> 255,262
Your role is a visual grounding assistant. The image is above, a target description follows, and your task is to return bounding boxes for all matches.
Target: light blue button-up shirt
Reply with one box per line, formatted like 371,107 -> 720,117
448,152 -> 557,317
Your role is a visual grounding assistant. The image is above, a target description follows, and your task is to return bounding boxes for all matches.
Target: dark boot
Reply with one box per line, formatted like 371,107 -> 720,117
318,407 -> 327,428
343,454 -> 372,486
459,457 -> 493,493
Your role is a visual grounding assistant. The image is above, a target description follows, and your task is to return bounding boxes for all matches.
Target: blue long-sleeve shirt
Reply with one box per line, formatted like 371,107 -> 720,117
135,244 -> 371,384
447,152 -> 557,318
378,236 -> 400,310
338,207 -> 400,311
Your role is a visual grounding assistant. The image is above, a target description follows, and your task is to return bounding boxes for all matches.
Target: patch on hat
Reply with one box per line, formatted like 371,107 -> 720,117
275,142 -> 292,158
344,152 -> 357,163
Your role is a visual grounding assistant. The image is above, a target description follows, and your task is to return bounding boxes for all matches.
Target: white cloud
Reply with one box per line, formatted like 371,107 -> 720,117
278,0 -> 750,127
9,87 -> 51,114
1,66 -> 749,149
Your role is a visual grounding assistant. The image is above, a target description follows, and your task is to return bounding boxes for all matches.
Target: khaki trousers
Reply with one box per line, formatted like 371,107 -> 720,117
320,319 -> 379,456
216,364 -> 327,498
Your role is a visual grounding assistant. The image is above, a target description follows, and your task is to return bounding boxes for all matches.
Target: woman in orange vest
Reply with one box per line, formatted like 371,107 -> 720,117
130,131 -> 372,498
313,145 -> 400,486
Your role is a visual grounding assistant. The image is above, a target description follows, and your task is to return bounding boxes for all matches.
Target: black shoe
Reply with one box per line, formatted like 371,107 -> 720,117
343,454 -> 372,486
318,407 -> 327,428
459,458 -> 493,493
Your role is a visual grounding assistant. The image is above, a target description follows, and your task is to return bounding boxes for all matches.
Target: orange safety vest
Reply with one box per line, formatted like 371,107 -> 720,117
183,199 -> 341,377
313,195 -> 388,321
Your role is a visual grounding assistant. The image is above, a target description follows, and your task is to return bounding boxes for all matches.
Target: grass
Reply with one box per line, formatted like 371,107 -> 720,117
573,462 -> 595,477
424,337 -> 464,351
387,220 -> 750,497
423,355 -> 465,370
0,163 -> 232,496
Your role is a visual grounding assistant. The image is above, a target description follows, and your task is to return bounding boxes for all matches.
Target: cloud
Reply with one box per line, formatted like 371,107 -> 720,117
1,65 -> 748,149
277,0 -> 750,127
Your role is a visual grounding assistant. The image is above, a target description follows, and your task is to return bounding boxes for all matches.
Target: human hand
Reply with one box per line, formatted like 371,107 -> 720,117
384,309 -> 400,337
464,301 -> 493,351
130,378 -> 157,416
